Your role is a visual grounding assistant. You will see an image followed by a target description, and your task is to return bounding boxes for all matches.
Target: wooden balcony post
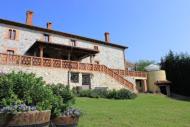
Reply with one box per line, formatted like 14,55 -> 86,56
77,62 -> 79,70
92,64 -> 94,71
39,45 -> 44,58
50,59 -> 53,67
30,57 -> 33,66
39,45 -> 44,66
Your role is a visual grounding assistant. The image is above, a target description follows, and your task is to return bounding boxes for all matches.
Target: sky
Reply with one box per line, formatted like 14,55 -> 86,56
0,0 -> 190,62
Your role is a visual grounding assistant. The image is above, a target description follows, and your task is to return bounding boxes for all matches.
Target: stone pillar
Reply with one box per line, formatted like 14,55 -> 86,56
143,79 -> 148,92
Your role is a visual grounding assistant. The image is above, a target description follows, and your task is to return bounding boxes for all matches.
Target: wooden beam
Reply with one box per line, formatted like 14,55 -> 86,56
39,45 -> 44,57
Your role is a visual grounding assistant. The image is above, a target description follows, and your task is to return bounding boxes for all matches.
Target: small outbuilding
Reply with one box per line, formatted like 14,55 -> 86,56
145,64 -> 171,96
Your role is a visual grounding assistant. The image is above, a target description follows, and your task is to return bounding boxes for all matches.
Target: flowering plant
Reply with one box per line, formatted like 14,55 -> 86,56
0,104 -> 37,114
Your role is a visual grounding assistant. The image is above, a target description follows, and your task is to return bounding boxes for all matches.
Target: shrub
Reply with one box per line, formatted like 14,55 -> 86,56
115,89 -> 137,99
91,89 -> 108,98
75,87 -> 137,100
47,84 -> 76,117
107,89 -> 117,99
0,71 -> 55,111
77,90 -> 91,97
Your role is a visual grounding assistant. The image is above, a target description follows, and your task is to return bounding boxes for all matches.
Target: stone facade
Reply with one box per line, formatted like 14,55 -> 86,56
0,64 -> 125,90
0,24 -> 125,70
0,17 -> 140,91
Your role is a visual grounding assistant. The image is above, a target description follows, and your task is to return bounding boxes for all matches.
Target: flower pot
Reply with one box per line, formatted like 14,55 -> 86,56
52,116 -> 79,127
0,110 -> 51,127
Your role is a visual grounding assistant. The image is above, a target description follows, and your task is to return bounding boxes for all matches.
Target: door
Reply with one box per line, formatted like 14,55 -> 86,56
82,73 -> 91,89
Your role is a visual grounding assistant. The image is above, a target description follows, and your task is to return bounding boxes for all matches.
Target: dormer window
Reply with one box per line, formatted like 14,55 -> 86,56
9,29 -> 16,40
94,46 -> 99,50
71,39 -> 77,46
44,34 -> 50,42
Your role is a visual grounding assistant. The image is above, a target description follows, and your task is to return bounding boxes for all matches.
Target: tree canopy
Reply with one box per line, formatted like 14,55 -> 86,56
135,60 -> 155,71
160,50 -> 190,96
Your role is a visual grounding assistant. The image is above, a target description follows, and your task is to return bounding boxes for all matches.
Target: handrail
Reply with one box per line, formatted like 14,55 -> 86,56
0,53 -> 134,90
112,69 -> 147,78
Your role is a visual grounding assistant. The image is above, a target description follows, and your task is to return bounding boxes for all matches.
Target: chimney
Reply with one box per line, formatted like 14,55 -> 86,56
26,11 -> 33,25
104,32 -> 110,43
47,22 -> 52,29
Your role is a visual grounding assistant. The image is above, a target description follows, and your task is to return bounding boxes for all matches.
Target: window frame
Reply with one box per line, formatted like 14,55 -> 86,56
70,72 -> 79,83
8,29 -> 16,40
94,45 -> 99,50
44,34 -> 50,42
70,39 -> 77,46
7,50 -> 15,55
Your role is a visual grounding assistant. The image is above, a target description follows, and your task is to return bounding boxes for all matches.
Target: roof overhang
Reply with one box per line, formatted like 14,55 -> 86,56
26,40 -> 99,60
154,80 -> 171,86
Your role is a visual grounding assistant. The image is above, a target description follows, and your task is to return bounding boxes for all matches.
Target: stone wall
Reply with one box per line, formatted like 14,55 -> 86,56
0,24 -> 125,70
0,64 -> 127,90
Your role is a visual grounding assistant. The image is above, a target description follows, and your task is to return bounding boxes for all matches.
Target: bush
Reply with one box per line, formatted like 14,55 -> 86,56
91,89 -> 108,98
115,89 -> 137,99
75,87 -> 137,100
0,71 -> 55,111
48,84 -> 75,109
107,89 -> 117,99
77,90 -> 91,97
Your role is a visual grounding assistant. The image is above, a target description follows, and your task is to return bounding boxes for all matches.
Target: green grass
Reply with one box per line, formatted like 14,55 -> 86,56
74,94 -> 190,127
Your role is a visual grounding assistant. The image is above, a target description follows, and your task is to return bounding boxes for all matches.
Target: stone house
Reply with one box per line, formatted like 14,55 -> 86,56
0,11 -> 147,92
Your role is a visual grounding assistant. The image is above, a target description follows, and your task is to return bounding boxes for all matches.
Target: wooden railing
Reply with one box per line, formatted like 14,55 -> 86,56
112,69 -> 147,78
0,53 -> 134,90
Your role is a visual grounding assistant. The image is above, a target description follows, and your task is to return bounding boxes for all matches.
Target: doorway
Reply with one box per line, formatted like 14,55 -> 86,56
82,73 -> 91,89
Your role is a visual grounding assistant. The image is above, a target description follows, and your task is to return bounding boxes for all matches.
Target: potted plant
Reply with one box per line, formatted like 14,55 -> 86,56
0,103 -> 51,127
0,71 -> 54,126
48,84 -> 81,127
51,108 -> 81,127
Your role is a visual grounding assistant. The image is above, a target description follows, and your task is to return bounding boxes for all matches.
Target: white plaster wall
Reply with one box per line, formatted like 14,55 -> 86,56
0,23 -> 125,70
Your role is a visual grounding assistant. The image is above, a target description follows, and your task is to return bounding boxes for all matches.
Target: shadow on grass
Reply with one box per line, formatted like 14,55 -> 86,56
169,93 -> 190,102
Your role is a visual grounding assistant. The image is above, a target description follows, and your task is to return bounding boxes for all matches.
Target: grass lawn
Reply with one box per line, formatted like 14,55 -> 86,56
74,94 -> 190,127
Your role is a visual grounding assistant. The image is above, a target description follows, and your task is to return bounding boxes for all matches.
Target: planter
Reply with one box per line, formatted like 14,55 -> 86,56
0,110 -> 51,127
52,116 -> 79,127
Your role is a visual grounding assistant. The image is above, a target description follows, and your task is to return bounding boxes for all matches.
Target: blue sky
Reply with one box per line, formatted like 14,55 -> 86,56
0,0 -> 190,62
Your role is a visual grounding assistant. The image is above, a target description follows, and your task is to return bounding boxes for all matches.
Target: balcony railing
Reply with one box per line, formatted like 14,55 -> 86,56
0,53 -> 135,90
112,69 -> 147,78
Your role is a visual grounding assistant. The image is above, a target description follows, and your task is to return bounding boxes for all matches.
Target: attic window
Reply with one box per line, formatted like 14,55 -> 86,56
44,34 -> 50,42
71,39 -> 77,46
94,46 -> 99,50
9,29 -> 16,40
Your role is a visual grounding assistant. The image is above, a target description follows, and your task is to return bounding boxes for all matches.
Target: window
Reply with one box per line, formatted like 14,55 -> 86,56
71,39 -> 77,46
7,50 -> 14,55
71,72 -> 79,83
44,34 -> 50,42
94,61 -> 99,64
94,46 -> 99,50
82,73 -> 91,85
9,29 -> 16,40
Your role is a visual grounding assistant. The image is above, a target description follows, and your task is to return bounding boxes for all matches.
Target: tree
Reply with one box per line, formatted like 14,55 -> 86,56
160,50 -> 190,96
135,60 -> 155,71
